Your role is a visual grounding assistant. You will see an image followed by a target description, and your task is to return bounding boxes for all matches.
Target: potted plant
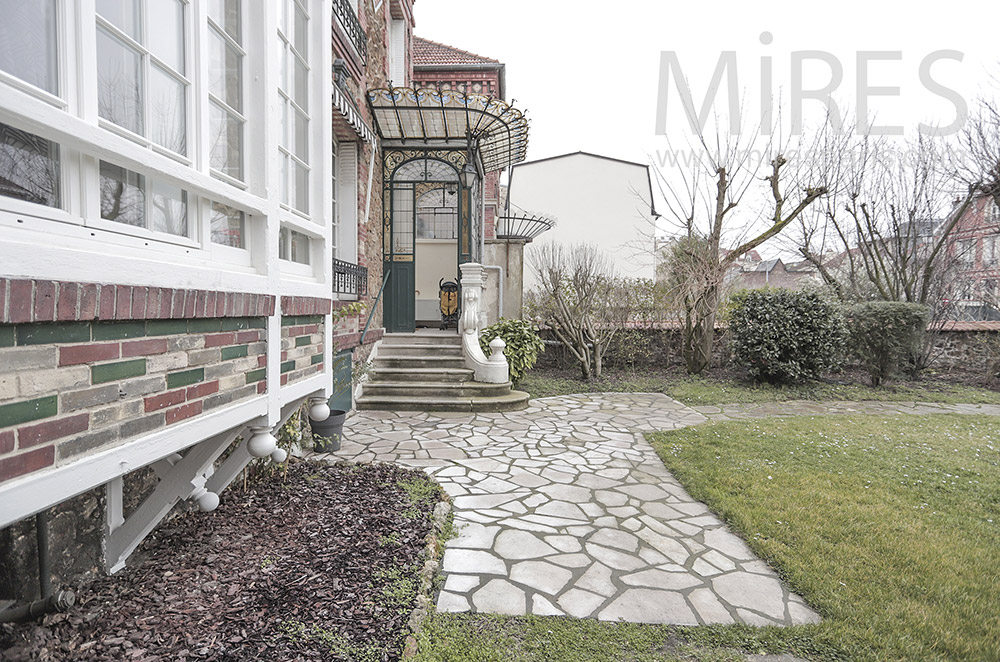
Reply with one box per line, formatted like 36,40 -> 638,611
309,352 -> 372,452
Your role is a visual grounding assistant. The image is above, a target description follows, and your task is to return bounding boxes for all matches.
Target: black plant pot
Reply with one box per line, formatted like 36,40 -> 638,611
310,410 -> 347,452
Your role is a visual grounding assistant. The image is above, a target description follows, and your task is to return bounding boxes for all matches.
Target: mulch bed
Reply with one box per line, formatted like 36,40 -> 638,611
1,461 -> 440,662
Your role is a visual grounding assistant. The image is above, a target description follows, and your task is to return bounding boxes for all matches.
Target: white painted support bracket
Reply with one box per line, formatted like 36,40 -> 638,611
204,397 -> 308,496
459,262 -> 509,384
103,427 -> 243,573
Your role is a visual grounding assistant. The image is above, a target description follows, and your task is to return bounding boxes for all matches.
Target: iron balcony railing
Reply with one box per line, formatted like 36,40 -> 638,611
333,258 -> 368,297
332,0 -> 368,64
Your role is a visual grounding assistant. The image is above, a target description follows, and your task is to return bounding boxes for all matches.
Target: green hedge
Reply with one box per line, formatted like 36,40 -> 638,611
843,302 -> 928,386
730,288 -> 847,383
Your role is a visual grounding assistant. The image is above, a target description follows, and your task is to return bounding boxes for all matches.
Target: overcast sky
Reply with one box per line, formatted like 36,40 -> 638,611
416,0 -> 996,162
415,1 -> 997,256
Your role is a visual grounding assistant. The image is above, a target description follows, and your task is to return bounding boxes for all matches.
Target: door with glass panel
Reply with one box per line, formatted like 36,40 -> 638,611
385,157 -> 461,332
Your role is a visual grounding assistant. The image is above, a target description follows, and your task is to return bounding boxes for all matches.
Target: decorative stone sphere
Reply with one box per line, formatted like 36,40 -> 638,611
309,400 -> 331,422
247,428 -> 277,458
270,447 -> 288,464
196,491 -> 220,512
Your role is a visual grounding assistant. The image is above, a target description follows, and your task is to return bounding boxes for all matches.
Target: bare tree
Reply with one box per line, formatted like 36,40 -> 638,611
651,114 -> 830,374
527,243 -> 630,379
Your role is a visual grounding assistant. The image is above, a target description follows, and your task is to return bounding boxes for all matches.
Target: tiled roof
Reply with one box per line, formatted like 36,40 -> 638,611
413,36 -> 500,67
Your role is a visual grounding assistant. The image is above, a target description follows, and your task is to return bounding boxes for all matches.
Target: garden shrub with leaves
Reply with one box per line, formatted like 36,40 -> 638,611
479,318 -> 545,385
843,301 -> 929,386
729,288 -> 847,383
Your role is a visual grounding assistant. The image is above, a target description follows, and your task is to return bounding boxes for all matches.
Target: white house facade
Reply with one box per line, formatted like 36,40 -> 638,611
508,152 -> 659,289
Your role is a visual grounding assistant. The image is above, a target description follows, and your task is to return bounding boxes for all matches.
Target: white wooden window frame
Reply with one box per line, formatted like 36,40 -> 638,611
276,0 -> 312,220
94,0 -> 193,164
205,0 -> 247,186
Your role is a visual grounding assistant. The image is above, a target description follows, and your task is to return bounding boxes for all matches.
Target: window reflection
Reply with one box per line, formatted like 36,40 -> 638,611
0,0 -> 59,95
0,123 -> 60,208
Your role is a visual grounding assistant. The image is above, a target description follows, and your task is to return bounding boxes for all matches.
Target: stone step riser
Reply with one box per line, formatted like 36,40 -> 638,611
356,393 -> 530,413
368,370 -> 473,383
375,357 -> 466,370
377,346 -> 464,358
363,383 -> 512,398
381,335 -> 461,347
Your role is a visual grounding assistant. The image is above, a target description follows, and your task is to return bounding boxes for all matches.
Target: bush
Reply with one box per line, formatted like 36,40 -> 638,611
730,288 -> 847,384
843,302 -> 929,386
479,318 -> 545,385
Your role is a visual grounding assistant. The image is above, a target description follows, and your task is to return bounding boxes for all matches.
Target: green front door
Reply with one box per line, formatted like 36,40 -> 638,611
384,260 -> 415,333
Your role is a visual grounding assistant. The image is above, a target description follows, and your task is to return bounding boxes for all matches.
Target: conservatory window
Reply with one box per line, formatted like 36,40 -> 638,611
0,0 -> 59,96
0,122 -> 60,208
208,0 -> 245,180
277,0 -> 310,215
96,0 -> 189,156
99,161 -> 188,237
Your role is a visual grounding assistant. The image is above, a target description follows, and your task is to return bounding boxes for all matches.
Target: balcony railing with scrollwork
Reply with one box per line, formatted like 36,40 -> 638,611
495,213 -> 556,241
332,0 -> 368,64
333,258 -> 368,297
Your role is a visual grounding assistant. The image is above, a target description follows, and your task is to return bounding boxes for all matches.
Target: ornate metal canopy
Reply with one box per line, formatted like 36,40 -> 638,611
367,87 -> 529,173
495,212 -> 555,241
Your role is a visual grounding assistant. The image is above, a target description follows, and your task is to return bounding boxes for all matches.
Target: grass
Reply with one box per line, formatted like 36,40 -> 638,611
415,415 -> 1000,662
518,368 -> 1000,406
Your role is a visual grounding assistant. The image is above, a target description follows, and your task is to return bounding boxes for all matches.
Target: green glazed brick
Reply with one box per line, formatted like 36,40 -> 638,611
295,335 -> 313,347
221,318 -> 252,331
280,360 -> 296,373
245,368 -> 266,383
310,353 -> 324,365
187,319 -> 223,333
166,367 -> 205,389
0,395 -> 58,428
91,359 -> 147,384
302,315 -> 323,325
0,326 -> 15,348
280,316 -> 297,327
220,345 -> 249,361
92,321 -> 146,340
16,322 -> 91,346
146,319 -> 189,336
247,318 -> 267,329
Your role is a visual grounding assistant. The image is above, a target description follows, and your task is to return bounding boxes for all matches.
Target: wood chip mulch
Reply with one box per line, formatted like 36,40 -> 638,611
1,461 -> 440,662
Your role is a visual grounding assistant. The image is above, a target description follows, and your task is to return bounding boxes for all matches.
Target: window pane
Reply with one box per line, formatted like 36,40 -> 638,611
208,29 -> 242,111
147,0 -> 184,73
208,0 -> 240,41
279,227 -> 289,260
149,65 -> 186,154
210,202 -> 245,248
150,179 -> 187,236
290,230 -> 309,264
280,153 -> 290,205
100,161 -> 145,227
96,0 -> 141,41
209,102 -> 243,179
294,162 -> 309,214
0,0 -> 58,95
293,109 -> 308,161
293,57 -> 308,109
97,28 -> 143,135
293,3 -> 308,54
0,123 -> 60,208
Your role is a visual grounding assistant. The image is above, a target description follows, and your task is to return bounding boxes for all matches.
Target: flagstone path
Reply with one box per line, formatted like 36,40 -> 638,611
330,394 -> 1000,626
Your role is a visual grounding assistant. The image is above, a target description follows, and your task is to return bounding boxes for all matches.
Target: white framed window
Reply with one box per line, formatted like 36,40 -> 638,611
96,0 -> 189,157
388,18 -> 407,86
97,160 -> 190,241
0,122 -> 61,209
277,0 -> 310,216
209,201 -> 245,248
207,0 -> 245,182
0,0 -> 60,100
991,200 -> 1000,224
279,226 -> 311,264
983,235 -> 999,269
337,141 -> 358,262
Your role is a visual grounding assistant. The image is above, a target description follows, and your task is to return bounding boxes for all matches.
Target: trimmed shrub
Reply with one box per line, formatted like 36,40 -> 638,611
730,288 -> 847,383
479,318 -> 545,385
843,302 -> 929,386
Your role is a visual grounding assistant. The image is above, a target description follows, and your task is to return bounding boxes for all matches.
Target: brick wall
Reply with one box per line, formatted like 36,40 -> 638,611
0,316 -> 268,485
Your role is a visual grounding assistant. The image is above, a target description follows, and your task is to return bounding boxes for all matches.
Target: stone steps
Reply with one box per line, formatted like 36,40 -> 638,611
357,332 -> 528,413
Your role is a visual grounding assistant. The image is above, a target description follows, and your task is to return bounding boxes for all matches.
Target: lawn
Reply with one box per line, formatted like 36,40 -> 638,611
414,415 -> 1000,662
518,368 -> 1000,406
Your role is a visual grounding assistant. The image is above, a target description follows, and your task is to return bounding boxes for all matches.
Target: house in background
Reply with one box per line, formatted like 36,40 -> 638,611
731,258 -> 819,291
509,152 -> 659,291
949,194 -> 1000,320
0,0 -> 409,601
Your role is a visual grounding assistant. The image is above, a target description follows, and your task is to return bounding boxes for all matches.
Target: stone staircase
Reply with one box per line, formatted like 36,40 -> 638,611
356,333 -> 529,412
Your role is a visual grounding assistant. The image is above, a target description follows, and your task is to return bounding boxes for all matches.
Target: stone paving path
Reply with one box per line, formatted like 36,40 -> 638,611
330,394 -> 1000,626
334,393 -> 824,626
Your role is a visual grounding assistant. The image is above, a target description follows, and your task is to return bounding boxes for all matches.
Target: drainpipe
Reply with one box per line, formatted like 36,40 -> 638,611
36,510 -> 51,599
